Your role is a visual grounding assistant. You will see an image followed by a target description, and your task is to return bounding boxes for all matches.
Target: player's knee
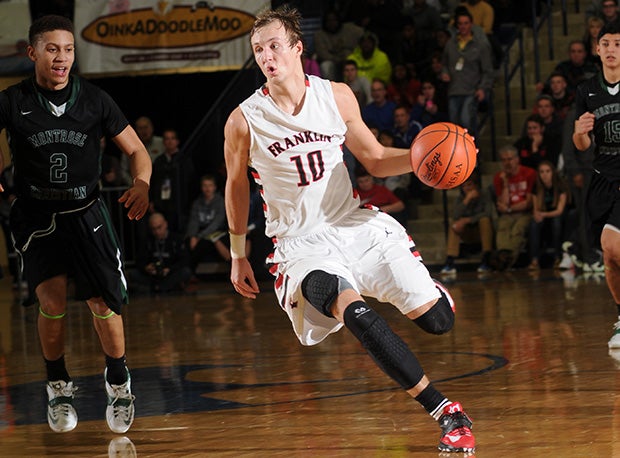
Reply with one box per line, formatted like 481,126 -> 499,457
413,293 -> 455,335
342,301 -> 380,337
301,270 -> 352,318
87,298 -> 116,320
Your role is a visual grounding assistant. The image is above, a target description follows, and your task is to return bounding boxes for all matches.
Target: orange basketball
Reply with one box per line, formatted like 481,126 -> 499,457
410,122 -> 478,189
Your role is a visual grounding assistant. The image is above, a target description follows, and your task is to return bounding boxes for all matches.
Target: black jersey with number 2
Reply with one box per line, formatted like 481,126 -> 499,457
574,72 -> 620,180
0,75 -> 128,212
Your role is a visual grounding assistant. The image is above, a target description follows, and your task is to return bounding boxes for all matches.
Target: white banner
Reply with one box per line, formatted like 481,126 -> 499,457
74,0 -> 268,76
0,0 -> 32,75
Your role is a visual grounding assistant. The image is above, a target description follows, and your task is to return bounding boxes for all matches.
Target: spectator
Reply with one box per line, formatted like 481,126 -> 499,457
492,145 -> 536,270
392,105 -> 423,149
395,18 -> 431,71
553,40 -> 599,95
404,0 -> 444,48
419,51 -> 450,109
462,0 -> 504,68
313,10 -> 363,81
355,167 -> 407,226
527,161 -> 571,270
601,0 -> 620,24
186,175 -> 230,273
346,31 -> 392,85
343,59 -> 371,109
387,63 -> 421,109
135,116 -> 165,160
433,28 -> 452,55
131,212 -> 192,293
514,114 -> 559,170
362,79 -> 397,132
349,0 -> 405,61
302,54 -> 321,77
120,116 -> 164,185
440,174 -> 494,275
411,79 -> 450,127
150,128 -> 194,232
533,94 -> 563,150
546,72 -> 575,121
441,8 -> 495,141
377,129 -> 413,208
461,0 -> 495,35
584,15 -> 604,67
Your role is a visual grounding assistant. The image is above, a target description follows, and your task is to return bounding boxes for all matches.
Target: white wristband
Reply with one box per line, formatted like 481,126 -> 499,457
229,232 -> 246,259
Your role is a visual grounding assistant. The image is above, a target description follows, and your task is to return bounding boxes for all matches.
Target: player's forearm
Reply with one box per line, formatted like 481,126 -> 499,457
572,131 -> 591,151
129,149 -> 152,186
364,147 -> 412,178
225,177 -> 250,235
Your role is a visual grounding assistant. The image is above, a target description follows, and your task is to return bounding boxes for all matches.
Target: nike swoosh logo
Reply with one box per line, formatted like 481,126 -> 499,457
94,224 -> 103,232
20,110 -> 32,115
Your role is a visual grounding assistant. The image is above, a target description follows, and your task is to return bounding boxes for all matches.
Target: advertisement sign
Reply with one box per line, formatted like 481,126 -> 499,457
75,1 -> 268,76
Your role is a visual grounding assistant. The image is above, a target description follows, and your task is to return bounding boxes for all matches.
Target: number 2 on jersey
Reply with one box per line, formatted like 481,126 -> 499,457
50,152 -> 68,183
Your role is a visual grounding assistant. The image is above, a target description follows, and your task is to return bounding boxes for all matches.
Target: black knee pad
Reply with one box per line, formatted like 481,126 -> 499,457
413,291 -> 455,335
344,301 -> 424,390
301,270 -> 339,317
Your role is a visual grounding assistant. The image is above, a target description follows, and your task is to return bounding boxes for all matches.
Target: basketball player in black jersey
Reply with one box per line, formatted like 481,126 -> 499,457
573,21 -> 620,351
0,15 -> 151,433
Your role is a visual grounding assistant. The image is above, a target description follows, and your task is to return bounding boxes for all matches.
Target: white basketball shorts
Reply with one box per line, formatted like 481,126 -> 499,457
268,209 -> 440,346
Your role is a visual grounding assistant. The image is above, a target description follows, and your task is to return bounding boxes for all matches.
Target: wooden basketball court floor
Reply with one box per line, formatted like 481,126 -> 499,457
0,268 -> 618,457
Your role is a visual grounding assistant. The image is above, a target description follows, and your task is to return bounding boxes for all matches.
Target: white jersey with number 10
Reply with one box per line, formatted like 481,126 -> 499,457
239,75 -> 360,238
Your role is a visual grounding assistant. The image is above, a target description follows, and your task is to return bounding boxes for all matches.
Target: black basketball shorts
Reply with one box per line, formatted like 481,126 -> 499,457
10,198 -> 128,314
586,171 -> 620,243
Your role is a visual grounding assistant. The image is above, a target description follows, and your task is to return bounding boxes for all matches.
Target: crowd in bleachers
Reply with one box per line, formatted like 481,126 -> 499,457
0,1 -> 610,294
442,0 -> 613,276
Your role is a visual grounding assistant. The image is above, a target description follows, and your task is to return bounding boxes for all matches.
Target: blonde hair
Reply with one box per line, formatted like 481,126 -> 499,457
251,5 -> 304,48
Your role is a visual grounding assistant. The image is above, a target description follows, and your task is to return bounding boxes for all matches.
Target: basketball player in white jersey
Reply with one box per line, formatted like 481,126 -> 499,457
223,6 -> 475,453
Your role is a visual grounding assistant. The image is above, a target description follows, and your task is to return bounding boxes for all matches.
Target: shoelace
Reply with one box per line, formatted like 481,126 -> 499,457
49,383 -> 77,400
51,402 -> 73,417
111,403 -> 132,420
109,388 -> 135,419
449,426 -> 471,437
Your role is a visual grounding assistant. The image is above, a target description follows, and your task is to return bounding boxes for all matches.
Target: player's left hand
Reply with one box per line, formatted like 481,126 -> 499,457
119,178 -> 149,220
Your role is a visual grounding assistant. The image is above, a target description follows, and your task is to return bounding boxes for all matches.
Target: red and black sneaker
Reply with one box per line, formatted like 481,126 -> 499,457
438,401 -> 475,453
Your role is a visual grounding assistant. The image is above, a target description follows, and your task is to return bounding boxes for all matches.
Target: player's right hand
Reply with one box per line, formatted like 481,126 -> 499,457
119,178 -> 149,220
230,257 -> 260,299
574,112 -> 595,136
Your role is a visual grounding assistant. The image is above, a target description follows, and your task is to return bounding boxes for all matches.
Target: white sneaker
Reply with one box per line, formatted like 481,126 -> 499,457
570,254 -> 583,269
558,252 -> 574,270
583,261 -> 606,273
105,369 -> 135,433
609,320 -> 620,349
46,380 -> 78,433
440,265 -> 457,275
108,436 -> 137,458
